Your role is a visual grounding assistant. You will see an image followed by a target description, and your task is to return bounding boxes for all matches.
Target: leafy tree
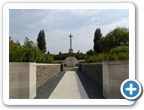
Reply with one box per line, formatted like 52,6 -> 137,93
47,51 -> 50,54
77,50 -> 80,53
86,49 -> 96,56
9,37 -> 24,62
93,28 -> 102,53
9,36 -> 54,63
37,30 -> 46,53
98,27 -> 129,52
59,51 -> 61,54
24,37 -> 34,48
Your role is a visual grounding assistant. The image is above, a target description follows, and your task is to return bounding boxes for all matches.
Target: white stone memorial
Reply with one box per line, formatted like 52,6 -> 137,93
64,56 -> 78,67
68,34 -> 73,53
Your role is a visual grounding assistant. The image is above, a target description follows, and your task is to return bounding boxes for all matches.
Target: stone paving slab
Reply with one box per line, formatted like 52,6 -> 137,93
48,71 -> 89,99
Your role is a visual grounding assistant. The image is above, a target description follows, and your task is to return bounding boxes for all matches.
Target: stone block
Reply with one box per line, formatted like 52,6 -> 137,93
64,57 -> 78,67
9,88 -> 19,99
108,95 -> 119,99
109,87 -> 121,95
103,78 -> 109,86
9,62 -> 36,99
9,65 -> 19,74
109,80 -> 119,87
102,61 -> 129,99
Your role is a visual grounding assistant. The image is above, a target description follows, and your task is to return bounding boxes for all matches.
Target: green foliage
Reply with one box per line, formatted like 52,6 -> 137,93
108,46 -> 129,61
53,53 -> 88,60
9,37 -> 54,63
86,49 -> 96,56
59,51 -> 62,54
37,30 -> 46,53
93,28 -> 102,53
98,27 -> 129,52
85,46 -> 129,63
9,37 -> 24,62
47,51 -> 50,54
77,50 -> 80,53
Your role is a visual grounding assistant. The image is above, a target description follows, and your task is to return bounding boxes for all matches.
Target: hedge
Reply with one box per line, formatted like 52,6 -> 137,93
85,46 -> 129,63
53,53 -> 88,60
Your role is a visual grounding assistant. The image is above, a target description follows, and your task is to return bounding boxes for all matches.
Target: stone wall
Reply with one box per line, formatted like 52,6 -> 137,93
36,63 -> 61,88
103,60 -> 129,99
80,62 -> 103,85
9,62 -> 61,99
80,60 -> 129,99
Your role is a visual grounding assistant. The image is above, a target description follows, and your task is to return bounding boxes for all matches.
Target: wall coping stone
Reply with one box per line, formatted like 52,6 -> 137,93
9,62 -> 36,66
9,62 -> 61,66
36,63 -> 60,66
102,60 -> 129,65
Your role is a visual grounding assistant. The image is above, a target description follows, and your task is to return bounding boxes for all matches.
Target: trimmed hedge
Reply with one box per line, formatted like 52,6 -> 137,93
53,53 -> 88,60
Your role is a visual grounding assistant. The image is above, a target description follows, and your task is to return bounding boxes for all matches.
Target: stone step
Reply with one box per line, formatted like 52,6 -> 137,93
63,67 -> 78,71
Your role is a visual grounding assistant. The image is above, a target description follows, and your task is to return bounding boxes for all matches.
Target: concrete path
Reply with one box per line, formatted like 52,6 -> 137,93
48,71 -> 89,99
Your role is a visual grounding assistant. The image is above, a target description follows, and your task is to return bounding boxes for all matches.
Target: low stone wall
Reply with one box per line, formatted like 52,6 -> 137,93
103,60 -> 129,99
80,62 -> 103,85
80,60 -> 129,99
36,63 -> 61,88
9,62 -> 61,99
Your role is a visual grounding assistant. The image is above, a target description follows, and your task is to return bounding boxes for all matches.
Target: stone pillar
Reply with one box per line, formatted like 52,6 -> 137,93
9,62 -> 36,99
102,61 -> 129,99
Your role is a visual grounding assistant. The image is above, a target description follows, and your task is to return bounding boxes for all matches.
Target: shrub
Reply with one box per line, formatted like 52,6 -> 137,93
86,49 -> 96,56
53,53 -> 88,60
108,46 -> 129,61
84,46 -> 129,63
9,37 -> 54,63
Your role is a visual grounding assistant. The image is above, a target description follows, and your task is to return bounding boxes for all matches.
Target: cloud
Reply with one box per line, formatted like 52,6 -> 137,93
90,17 -> 96,21
100,17 -> 129,36
9,9 -> 129,54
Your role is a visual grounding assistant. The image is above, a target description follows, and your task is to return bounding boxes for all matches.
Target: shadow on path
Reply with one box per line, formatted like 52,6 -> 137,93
34,71 -> 65,99
76,71 -> 105,99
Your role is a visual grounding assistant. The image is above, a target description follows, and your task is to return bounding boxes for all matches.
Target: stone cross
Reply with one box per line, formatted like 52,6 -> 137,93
69,34 -> 73,53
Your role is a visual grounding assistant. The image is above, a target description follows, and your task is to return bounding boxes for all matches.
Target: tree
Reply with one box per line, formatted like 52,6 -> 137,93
47,51 -> 50,54
59,51 -> 61,54
77,50 -> 80,53
98,27 -> 129,52
9,37 -> 24,62
93,28 -> 102,53
37,30 -> 46,53
86,49 -> 95,56
24,37 -> 34,48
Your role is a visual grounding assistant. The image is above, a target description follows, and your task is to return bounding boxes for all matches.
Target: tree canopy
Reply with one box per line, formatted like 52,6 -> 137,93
98,27 -> 129,52
37,30 -> 46,53
93,28 -> 102,53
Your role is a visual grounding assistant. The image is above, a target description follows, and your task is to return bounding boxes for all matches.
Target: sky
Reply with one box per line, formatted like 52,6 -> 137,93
9,9 -> 129,54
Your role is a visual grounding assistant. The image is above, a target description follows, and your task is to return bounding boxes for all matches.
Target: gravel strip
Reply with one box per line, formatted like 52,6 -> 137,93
34,71 -> 65,99
34,70 -> 105,99
76,71 -> 105,99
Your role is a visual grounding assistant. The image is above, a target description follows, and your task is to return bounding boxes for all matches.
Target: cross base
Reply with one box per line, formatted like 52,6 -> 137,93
69,49 -> 73,53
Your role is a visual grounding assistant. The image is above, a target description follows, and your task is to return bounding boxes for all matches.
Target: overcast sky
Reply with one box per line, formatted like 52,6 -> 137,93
9,9 -> 129,54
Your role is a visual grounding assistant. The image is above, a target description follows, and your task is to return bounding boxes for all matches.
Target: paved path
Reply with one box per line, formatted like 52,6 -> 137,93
48,71 -> 89,99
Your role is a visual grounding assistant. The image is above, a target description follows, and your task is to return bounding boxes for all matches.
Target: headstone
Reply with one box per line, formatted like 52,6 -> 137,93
64,56 -> 78,67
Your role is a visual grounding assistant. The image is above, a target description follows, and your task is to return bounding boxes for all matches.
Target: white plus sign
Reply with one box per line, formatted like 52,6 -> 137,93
126,83 -> 137,95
